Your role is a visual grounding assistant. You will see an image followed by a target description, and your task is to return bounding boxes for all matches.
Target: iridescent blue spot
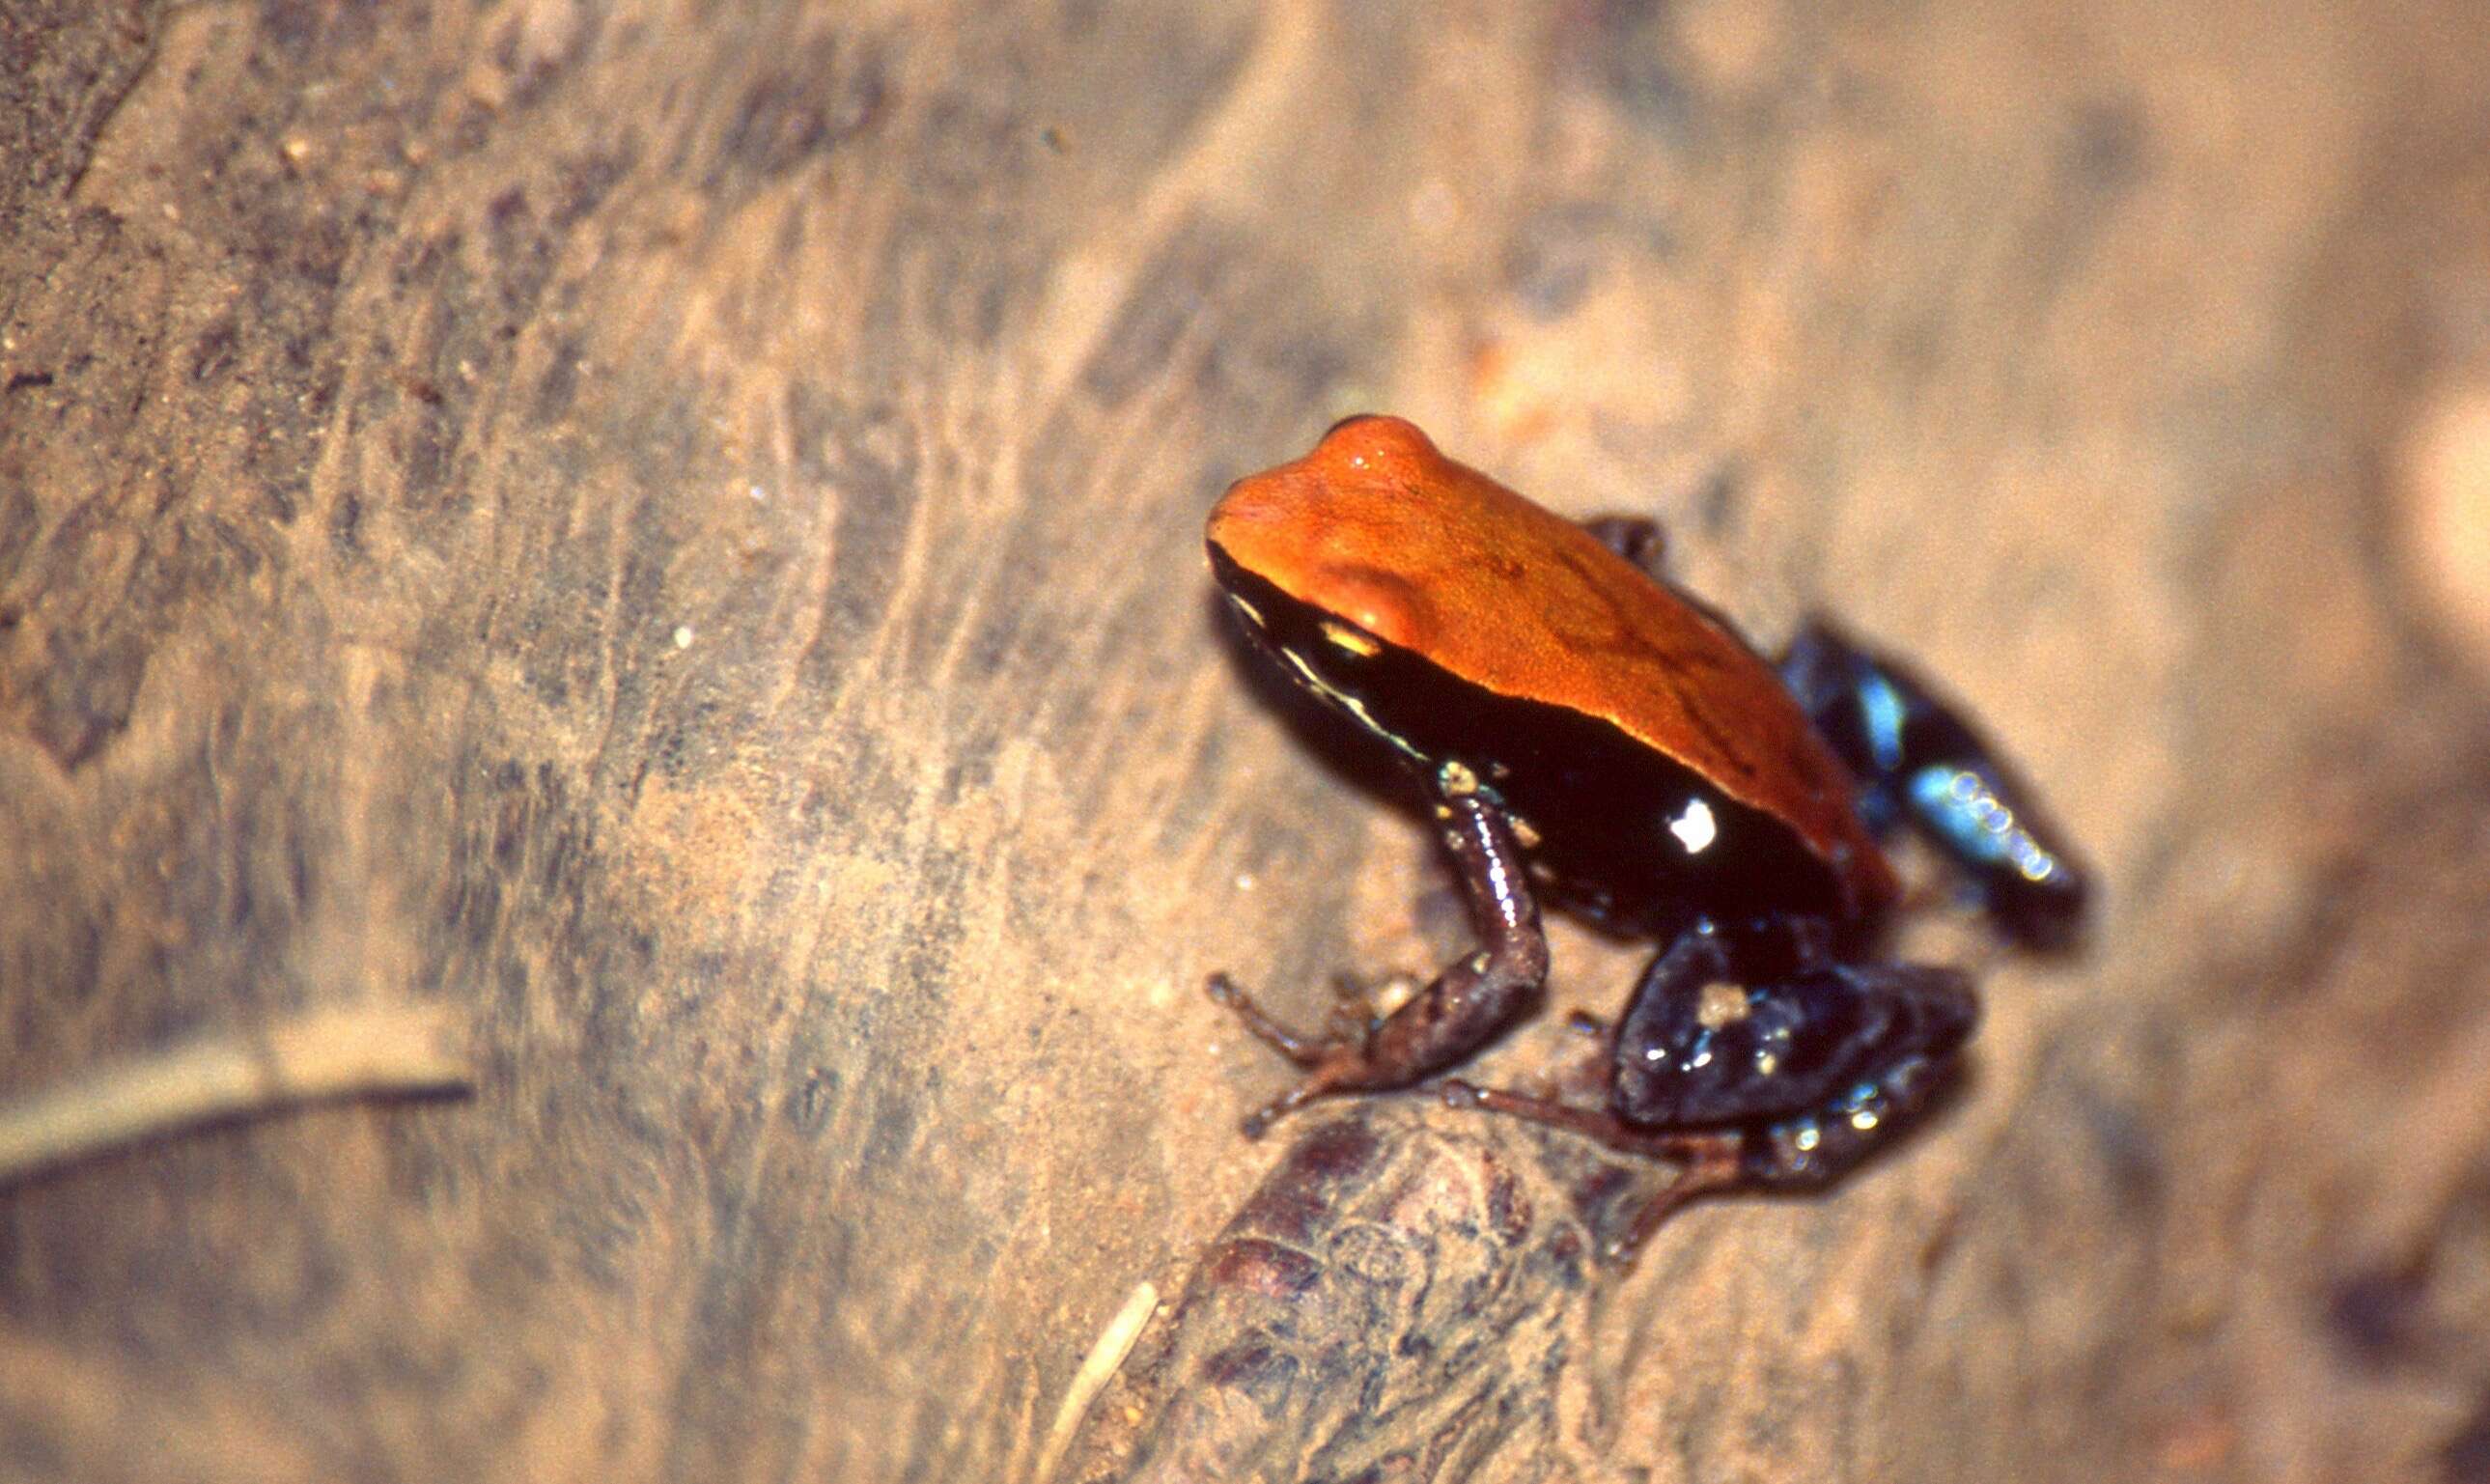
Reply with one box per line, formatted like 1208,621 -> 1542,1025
1912,767 -> 2018,865
1860,674 -> 1909,773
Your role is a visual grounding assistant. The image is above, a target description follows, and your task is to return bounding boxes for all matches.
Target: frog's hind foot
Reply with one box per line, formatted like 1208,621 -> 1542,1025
1437,1080 -> 1747,1262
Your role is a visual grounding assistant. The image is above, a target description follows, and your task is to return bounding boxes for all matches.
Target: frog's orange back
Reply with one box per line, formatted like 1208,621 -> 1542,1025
1207,415 -> 1895,917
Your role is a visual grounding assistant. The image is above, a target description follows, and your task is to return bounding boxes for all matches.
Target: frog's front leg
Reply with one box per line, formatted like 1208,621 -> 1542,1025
1449,922 -> 1978,1259
1778,618 -> 2089,947
1208,776 -> 1549,1138
1579,515 -> 1667,574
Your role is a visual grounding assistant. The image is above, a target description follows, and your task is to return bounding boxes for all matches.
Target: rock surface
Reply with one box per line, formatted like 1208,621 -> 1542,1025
3,3 -> 2487,1480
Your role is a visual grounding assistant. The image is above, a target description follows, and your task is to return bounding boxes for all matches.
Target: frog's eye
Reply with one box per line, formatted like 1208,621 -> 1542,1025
1320,620 -> 1381,658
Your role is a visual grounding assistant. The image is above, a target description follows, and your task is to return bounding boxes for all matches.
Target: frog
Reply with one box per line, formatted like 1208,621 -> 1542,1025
1204,414 -> 2086,1257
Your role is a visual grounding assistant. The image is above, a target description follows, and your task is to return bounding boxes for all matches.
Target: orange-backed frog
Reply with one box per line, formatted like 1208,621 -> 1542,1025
1204,415 -> 2086,1256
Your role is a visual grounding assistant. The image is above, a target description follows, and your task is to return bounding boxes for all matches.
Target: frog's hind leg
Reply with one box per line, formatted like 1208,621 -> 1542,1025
1608,928 -> 1975,1131
1448,929 -> 1979,1260
1777,617 -> 2089,947
1437,1079 -> 1749,1260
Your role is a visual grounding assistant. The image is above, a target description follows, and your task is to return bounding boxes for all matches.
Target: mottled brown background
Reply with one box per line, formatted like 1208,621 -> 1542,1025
4,1 -> 2489,1480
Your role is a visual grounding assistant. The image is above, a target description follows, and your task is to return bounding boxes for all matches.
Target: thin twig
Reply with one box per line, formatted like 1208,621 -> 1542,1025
1034,1278 -> 1160,1484
0,1003 -> 470,1186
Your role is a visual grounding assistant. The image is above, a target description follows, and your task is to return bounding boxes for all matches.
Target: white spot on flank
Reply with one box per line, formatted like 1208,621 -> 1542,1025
1668,797 -> 1719,854
672,625 -> 695,650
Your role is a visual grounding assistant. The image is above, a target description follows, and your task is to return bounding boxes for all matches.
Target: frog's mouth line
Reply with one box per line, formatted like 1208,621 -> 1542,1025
1211,549 -> 1430,768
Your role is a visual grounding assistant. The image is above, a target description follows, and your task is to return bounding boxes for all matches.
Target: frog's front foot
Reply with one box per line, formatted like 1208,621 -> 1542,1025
1205,973 -> 1380,1137
1207,790 -> 1552,1139
1206,972 -> 1337,1067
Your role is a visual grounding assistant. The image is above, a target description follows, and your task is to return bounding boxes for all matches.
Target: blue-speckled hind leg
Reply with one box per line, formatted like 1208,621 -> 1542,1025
1778,618 -> 2091,948
1448,923 -> 1978,1260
